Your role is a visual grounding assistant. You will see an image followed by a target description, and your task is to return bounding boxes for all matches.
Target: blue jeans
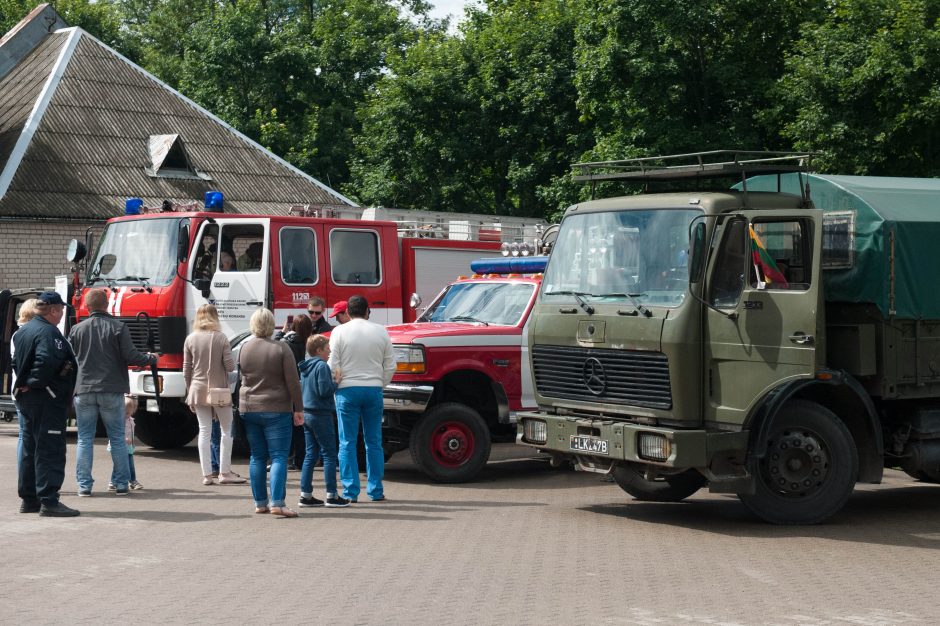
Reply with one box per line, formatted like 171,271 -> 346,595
300,412 -> 339,496
241,411 -> 292,507
210,419 -> 221,472
335,386 -> 384,500
74,392 -> 129,491
111,455 -> 136,484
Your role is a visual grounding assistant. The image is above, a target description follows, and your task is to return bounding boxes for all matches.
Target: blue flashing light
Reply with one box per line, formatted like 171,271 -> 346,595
205,190 -> 224,211
470,256 -> 548,275
125,197 -> 143,215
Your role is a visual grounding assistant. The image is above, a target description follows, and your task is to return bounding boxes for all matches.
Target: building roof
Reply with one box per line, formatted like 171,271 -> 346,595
0,4 -> 358,220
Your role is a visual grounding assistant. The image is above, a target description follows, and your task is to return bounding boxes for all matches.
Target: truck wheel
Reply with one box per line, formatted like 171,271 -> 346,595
611,463 -> 706,502
135,405 -> 198,449
409,403 -> 491,483
739,400 -> 857,525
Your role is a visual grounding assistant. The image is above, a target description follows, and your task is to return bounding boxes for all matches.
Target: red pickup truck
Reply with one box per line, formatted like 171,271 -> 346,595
381,257 -> 546,482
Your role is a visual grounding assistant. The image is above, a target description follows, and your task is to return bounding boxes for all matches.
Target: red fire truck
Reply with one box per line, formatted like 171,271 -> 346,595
65,193 -> 545,449
382,256 -> 547,482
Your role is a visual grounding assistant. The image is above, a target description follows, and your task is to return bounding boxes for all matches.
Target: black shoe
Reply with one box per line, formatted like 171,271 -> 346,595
39,501 -> 80,517
19,499 -> 41,514
115,487 -> 130,496
370,495 -> 387,502
325,494 -> 350,508
298,496 -> 324,507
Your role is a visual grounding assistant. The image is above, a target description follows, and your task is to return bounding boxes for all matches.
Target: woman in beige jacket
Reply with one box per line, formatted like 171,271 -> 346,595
183,304 -> 245,485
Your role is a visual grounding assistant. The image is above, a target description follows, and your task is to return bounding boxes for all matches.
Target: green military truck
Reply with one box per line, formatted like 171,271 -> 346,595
516,150 -> 940,524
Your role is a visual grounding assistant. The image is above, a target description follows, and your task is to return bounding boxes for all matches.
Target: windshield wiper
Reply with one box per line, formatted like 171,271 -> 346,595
545,290 -> 594,315
594,292 -> 652,318
116,275 -> 152,292
449,315 -> 489,326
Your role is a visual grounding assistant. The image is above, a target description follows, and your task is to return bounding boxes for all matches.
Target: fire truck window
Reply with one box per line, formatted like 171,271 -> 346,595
330,230 -> 381,285
221,224 -> 265,272
193,225 -> 219,281
748,220 -> 810,291
709,219 -> 747,308
280,227 -> 318,285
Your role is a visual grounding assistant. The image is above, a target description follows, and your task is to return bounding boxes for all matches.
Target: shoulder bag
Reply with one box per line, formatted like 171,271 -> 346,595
206,332 -> 232,407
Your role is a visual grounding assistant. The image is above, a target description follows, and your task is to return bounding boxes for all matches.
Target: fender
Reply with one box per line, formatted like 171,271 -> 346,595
745,369 -> 883,483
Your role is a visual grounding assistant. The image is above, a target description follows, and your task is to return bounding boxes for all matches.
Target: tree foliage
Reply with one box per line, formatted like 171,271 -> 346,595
0,0 -> 937,218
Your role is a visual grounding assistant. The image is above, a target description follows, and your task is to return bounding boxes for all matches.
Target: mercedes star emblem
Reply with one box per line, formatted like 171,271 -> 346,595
582,357 -> 606,395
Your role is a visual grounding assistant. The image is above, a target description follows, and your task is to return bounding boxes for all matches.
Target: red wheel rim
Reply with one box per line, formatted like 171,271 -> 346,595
429,421 -> 476,468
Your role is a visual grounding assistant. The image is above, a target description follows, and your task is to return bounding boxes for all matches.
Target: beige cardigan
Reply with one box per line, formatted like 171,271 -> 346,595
237,337 -> 303,414
182,330 -> 235,407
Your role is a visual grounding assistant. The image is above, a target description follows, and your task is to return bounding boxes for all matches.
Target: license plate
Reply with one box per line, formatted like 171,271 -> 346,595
569,435 -> 609,455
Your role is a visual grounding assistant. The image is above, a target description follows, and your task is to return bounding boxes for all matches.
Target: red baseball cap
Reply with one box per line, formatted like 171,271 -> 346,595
329,300 -> 348,317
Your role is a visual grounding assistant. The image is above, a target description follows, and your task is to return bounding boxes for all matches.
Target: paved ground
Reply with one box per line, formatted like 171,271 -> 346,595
1,422 -> 940,625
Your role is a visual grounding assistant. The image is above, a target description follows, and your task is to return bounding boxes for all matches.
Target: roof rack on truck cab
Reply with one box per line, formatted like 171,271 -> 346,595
571,149 -> 817,204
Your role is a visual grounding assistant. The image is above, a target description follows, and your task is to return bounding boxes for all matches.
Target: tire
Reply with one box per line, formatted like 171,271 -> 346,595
409,402 -> 491,483
739,399 -> 858,525
135,403 -> 198,449
611,463 -> 706,502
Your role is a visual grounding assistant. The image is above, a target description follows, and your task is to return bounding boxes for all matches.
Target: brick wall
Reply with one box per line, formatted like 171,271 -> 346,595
0,219 -> 103,290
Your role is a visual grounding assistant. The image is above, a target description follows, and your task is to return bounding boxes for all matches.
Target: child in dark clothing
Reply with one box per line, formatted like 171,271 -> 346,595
297,335 -> 349,508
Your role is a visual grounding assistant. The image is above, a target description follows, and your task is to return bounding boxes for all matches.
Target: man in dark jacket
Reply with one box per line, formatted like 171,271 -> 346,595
307,296 -> 333,334
68,288 -> 155,496
12,291 -> 79,517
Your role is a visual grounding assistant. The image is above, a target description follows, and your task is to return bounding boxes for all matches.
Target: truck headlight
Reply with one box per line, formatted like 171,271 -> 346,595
142,375 -> 164,394
638,433 -> 670,462
394,345 -> 426,374
523,418 -> 547,444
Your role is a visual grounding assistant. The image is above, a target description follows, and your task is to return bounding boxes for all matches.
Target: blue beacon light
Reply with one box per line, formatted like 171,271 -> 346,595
125,197 -> 143,215
470,256 -> 548,275
204,190 -> 224,211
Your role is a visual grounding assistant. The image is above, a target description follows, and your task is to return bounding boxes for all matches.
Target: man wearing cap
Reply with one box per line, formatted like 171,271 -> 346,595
12,292 -> 79,517
329,300 -> 350,325
69,288 -> 156,496
328,295 -> 395,502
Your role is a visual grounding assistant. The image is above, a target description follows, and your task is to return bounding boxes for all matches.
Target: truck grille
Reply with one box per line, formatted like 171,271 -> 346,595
118,317 -> 162,353
532,344 -> 672,409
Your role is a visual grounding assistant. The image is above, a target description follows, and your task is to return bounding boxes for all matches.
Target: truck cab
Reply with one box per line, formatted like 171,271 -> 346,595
383,256 -> 545,482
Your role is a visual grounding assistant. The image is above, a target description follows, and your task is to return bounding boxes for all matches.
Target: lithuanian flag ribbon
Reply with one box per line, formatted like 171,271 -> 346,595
748,225 -> 789,288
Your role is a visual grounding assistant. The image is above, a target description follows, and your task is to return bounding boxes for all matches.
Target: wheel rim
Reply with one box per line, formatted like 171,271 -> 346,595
762,428 -> 830,498
429,421 -> 476,468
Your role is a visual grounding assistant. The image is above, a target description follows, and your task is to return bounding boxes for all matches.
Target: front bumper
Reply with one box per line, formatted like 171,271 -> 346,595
127,370 -> 186,399
516,411 -> 748,471
383,383 -> 434,413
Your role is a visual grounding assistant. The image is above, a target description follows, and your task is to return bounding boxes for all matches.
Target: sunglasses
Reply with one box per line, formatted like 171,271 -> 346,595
307,310 -> 323,315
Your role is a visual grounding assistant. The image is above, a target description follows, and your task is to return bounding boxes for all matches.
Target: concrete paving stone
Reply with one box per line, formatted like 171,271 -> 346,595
1,422 -> 940,623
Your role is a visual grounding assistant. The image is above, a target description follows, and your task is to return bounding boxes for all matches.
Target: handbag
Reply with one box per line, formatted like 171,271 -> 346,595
206,333 -> 232,407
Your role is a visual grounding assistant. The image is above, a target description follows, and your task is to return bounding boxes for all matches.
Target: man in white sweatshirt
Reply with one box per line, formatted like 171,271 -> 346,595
328,295 -> 396,502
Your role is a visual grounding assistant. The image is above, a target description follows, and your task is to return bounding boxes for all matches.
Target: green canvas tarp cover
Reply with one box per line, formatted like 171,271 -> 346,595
745,173 -> 940,320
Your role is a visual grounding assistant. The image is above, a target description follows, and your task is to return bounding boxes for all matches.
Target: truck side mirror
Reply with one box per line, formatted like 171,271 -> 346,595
689,221 -> 707,283
193,278 -> 211,299
177,224 -> 190,263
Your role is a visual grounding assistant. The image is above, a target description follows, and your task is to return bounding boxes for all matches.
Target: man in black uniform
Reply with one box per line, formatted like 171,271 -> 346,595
12,292 -> 79,517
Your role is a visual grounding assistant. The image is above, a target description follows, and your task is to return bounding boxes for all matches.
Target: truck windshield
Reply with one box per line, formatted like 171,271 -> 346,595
542,208 -> 701,307
86,218 -> 181,287
418,282 -> 535,326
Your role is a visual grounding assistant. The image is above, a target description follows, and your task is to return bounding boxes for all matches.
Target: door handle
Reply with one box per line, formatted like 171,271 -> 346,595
246,301 -> 263,306
788,332 -> 814,345
373,301 -> 385,305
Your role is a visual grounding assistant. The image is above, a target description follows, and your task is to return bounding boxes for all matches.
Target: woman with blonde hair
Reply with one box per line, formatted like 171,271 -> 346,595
12,298 -> 39,470
183,304 -> 245,485
238,307 -> 304,517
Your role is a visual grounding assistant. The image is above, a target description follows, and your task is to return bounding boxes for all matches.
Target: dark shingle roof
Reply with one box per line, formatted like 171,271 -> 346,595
0,26 -> 356,219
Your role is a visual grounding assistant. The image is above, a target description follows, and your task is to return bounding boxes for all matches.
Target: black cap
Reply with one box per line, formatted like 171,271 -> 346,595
37,291 -> 66,306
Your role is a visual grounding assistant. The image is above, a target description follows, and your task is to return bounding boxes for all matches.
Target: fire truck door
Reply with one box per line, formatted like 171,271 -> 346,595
187,218 -> 271,337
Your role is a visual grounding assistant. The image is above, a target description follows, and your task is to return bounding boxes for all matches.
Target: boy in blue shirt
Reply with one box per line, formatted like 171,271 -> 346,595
297,335 -> 350,507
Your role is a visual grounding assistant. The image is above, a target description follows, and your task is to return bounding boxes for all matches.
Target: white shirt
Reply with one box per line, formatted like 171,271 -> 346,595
328,318 -> 396,389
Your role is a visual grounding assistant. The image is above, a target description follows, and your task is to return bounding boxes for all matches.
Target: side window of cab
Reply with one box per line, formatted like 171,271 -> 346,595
280,227 -> 317,285
748,220 -> 811,291
709,219 -> 747,308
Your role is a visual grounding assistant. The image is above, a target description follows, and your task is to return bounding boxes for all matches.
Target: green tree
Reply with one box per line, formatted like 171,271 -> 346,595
351,0 -> 586,217
776,0 -> 940,175
0,0 -> 125,50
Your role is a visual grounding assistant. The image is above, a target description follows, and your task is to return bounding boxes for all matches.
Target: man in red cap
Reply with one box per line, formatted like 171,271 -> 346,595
329,300 -> 350,325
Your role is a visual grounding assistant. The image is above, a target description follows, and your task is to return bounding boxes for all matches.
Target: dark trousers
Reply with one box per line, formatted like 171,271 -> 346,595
290,424 -> 305,467
16,393 -> 69,504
